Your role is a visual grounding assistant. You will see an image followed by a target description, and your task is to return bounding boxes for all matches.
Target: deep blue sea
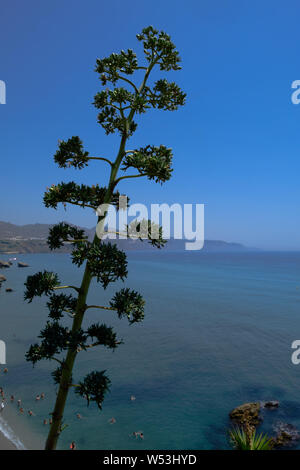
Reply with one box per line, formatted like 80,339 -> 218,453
0,251 -> 300,450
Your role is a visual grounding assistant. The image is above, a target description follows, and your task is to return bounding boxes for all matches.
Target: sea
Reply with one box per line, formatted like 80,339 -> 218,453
0,250 -> 300,450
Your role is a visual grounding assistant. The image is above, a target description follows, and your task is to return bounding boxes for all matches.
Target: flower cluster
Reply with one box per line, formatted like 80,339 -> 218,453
95,104 -> 137,136
87,323 -> 120,349
46,293 -> 77,320
25,322 -> 70,364
126,219 -> 167,248
24,271 -> 60,303
26,320 -> 121,366
95,49 -> 138,84
72,241 -> 128,289
54,136 -> 89,169
43,182 -> 120,210
136,26 -> 182,71
146,79 -> 186,111
122,145 -> 173,183
75,371 -> 111,409
110,288 -> 145,324
47,222 -> 87,250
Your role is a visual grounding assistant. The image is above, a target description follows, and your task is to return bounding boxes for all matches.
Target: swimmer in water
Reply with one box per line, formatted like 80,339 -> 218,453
70,441 -> 76,450
108,417 -> 116,424
130,395 -> 136,401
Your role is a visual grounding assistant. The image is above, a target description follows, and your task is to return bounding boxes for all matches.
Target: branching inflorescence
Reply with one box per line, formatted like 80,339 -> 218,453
24,26 -> 186,450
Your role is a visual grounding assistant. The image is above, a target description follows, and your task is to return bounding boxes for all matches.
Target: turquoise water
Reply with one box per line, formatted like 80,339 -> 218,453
0,251 -> 300,449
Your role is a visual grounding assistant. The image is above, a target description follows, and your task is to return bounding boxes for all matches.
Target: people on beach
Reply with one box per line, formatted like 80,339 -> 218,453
28,410 -> 34,416
19,407 -> 24,414
17,399 -> 21,407
0,401 -> 5,412
3,368 -> 8,373
35,394 -> 40,401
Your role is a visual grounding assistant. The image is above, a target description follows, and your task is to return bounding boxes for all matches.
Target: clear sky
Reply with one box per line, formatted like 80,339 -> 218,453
0,0 -> 300,249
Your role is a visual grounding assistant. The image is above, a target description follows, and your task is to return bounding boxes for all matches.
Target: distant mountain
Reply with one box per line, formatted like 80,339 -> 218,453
0,221 -> 249,253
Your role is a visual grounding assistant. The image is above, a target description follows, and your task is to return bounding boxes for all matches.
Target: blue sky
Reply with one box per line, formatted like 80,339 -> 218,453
0,0 -> 300,249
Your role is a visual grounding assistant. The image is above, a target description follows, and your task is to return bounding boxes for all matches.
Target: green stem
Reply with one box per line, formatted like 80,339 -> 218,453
45,265 -> 92,450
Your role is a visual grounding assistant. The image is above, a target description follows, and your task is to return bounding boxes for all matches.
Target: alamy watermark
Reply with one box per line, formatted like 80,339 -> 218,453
291,341 -> 300,364
95,196 -> 204,251
0,80 -> 6,104
0,341 -> 6,364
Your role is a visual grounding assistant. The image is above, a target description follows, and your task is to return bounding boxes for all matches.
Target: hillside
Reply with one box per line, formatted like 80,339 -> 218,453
0,221 -> 249,253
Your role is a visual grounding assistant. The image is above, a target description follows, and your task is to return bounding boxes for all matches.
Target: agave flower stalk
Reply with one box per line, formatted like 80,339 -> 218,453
24,26 -> 186,450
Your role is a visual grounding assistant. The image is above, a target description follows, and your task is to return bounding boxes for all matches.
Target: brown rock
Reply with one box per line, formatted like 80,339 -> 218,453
264,401 -> 279,409
18,262 -> 29,268
271,424 -> 300,448
229,402 -> 261,428
0,260 -> 11,268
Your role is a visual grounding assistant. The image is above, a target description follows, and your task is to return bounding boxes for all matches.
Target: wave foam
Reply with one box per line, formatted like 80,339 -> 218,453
0,415 -> 26,450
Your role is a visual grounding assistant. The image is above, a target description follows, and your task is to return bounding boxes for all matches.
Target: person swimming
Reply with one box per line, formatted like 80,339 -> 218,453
131,431 -> 144,439
108,417 -> 116,424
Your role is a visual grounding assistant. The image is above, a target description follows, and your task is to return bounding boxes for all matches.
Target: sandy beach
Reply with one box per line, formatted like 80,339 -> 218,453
0,430 -> 18,450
